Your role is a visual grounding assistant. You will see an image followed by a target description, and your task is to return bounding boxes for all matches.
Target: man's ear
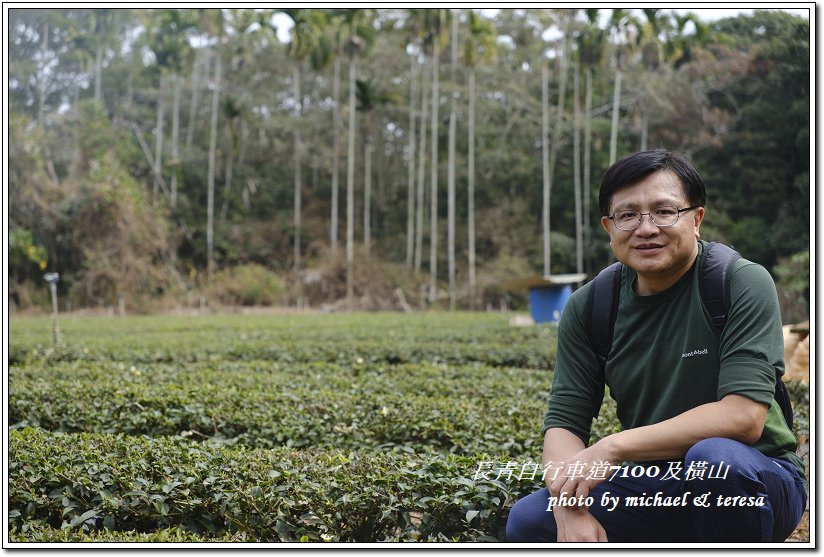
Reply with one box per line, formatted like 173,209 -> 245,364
601,216 -> 612,236
693,207 -> 705,239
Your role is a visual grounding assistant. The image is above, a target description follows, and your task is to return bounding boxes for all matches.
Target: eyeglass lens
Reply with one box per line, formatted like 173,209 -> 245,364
612,206 -> 680,230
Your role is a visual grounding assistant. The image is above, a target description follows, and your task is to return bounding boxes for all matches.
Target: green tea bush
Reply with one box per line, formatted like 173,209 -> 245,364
9,428 -> 539,542
9,360 -> 548,458
7,312 -> 808,544
8,313 -> 557,369
9,524 -> 245,543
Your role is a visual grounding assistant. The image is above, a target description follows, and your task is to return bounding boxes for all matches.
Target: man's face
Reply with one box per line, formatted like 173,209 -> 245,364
600,170 -> 704,295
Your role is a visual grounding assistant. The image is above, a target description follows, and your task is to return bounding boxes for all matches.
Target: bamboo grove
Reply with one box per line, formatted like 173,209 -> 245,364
8,8 -> 810,317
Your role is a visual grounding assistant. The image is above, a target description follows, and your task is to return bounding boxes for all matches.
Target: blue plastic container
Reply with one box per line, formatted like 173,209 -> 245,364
529,284 -> 573,323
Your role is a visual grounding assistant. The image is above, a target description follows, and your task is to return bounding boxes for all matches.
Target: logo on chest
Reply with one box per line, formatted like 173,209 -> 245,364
681,348 -> 709,358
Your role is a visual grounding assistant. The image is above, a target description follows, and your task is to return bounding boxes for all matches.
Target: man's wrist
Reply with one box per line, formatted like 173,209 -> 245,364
600,431 -> 626,465
553,504 -> 589,518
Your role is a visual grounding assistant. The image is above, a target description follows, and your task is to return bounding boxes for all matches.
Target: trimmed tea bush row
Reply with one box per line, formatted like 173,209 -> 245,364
9,360 -> 549,458
15,359 -> 803,455
9,428 -> 540,542
9,525 -> 245,543
9,313 -> 557,369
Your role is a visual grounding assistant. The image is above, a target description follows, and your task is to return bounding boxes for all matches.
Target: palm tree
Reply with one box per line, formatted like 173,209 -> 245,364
573,57 -> 583,275
577,9 -> 606,274
335,9 -> 376,308
197,8 -> 225,283
185,49 -> 205,150
32,11 -> 52,126
542,54 -> 551,277
219,9 -> 262,223
283,9 -> 324,271
148,9 -> 193,209
664,12 -> 710,69
400,15 -> 423,269
321,10 -> 345,256
429,9 -> 445,304
169,70 -> 181,209
447,10 -> 459,310
607,9 -> 639,165
415,56 -> 429,274
356,78 -> 397,257
544,10 -> 572,277
90,10 -> 111,102
637,9 -> 671,151
86,9 -> 119,103
206,53 -> 221,282
153,71 -> 166,207
406,9 -> 439,275
219,95 -> 242,223
405,47 -> 419,269
462,10 -> 496,306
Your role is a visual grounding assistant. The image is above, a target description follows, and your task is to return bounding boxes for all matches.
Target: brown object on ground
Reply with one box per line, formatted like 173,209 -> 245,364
783,320 -> 809,383
784,325 -> 802,369
786,510 -> 809,542
785,336 -> 810,383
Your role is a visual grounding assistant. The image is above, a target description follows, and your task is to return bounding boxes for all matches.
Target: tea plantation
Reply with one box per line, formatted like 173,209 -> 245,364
7,312 -> 809,543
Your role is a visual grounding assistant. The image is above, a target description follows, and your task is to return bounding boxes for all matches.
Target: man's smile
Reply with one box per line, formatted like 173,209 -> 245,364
634,243 -> 665,254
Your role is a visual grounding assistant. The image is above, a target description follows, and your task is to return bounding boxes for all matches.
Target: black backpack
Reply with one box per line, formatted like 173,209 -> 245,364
586,241 -> 794,429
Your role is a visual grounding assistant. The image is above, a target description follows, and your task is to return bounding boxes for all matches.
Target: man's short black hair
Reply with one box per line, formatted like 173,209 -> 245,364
598,149 -> 707,216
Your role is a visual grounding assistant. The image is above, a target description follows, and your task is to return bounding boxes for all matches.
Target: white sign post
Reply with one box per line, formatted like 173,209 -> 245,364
43,272 -> 61,346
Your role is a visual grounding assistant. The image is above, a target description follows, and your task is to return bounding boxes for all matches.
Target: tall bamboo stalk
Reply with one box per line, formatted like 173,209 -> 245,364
406,53 -> 418,269
447,10 -> 458,311
206,53 -> 221,283
345,57 -> 357,308
331,54 -> 341,254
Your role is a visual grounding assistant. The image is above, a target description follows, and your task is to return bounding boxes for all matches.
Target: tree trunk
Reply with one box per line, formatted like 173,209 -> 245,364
37,21 -> 48,126
293,64 -> 303,271
547,35 -> 570,277
94,43 -> 103,103
447,11 -> 458,311
129,122 -> 171,201
640,105 -> 649,151
206,52 -> 221,283
541,58 -> 551,277
467,67 -> 477,306
364,133 -> 372,257
186,50 -> 204,149
154,73 -> 165,207
610,68 -> 622,165
125,45 -> 135,110
239,119 -> 250,212
573,61 -> 583,276
331,53 -> 341,255
170,72 -> 181,209
220,120 -> 235,223
584,67 -> 593,275
406,53 -> 417,269
429,10 -> 442,304
415,59 -> 429,273
346,56 -> 357,308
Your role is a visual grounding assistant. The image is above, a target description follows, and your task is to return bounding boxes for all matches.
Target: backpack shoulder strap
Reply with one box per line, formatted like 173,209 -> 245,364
698,241 -> 794,428
586,261 -> 622,418
698,241 -> 740,332
588,262 -> 622,372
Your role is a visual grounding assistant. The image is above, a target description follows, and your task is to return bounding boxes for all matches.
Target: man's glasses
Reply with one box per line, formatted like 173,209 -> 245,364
608,205 -> 699,231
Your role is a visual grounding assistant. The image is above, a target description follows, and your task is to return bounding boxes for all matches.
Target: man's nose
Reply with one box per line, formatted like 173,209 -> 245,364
634,214 -> 660,235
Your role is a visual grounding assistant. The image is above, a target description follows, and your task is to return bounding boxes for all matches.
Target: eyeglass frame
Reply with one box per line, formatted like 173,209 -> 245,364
607,205 -> 700,231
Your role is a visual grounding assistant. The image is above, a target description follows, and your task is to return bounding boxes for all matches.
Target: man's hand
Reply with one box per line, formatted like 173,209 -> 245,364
554,506 -> 608,542
549,439 -> 618,508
